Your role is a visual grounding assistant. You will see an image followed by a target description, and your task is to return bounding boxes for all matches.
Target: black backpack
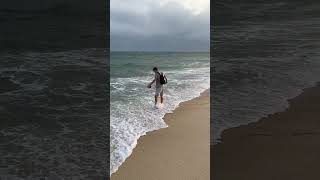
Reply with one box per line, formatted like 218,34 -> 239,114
159,72 -> 167,85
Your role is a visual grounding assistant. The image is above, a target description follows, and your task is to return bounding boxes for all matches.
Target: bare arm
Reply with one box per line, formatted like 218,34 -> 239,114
148,77 -> 155,88
150,79 -> 155,85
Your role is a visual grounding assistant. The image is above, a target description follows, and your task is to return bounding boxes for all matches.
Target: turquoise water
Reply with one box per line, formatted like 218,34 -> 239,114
110,51 -> 210,174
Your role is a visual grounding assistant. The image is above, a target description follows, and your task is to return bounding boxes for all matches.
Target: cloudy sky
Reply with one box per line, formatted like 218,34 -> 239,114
111,0 -> 210,51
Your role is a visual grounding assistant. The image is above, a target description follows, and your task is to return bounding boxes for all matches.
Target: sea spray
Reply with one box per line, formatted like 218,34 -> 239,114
110,52 -> 210,175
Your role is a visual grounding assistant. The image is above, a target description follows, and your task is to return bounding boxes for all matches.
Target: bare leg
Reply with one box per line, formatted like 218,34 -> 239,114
154,95 -> 158,105
160,90 -> 164,104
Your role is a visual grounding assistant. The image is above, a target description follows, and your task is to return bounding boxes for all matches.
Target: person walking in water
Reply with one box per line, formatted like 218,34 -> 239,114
148,67 -> 167,107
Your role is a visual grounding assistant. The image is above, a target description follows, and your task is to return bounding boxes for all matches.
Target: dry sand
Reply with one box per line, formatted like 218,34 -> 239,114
212,84 -> 320,180
111,90 -> 210,180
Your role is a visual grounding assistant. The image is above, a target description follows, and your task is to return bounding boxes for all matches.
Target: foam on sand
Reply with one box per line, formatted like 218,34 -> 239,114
110,64 -> 209,175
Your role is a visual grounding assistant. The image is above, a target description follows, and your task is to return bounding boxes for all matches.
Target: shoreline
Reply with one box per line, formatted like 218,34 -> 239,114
212,83 -> 320,179
213,82 -> 319,144
111,89 -> 210,180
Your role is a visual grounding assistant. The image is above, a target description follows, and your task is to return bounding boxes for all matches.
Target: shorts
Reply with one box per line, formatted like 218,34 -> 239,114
155,86 -> 164,96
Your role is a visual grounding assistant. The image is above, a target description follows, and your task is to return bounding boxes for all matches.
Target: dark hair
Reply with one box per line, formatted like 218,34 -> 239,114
153,67 -> 158,71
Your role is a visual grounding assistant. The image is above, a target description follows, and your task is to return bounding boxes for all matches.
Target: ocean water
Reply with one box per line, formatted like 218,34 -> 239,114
0,48 -> 108,179
110,52 -> 210,174
212,0 -> 320,144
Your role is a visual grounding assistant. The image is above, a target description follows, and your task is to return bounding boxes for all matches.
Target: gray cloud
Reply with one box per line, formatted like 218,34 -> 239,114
111,0 -> 209,51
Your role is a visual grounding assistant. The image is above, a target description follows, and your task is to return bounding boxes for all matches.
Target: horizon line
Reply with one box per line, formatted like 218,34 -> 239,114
110,50 -> 209,53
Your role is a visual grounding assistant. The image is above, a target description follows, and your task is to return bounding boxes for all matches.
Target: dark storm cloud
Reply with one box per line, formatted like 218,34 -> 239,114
111,1 -> 209,51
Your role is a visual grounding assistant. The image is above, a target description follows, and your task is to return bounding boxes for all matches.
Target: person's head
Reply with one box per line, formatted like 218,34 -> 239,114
153,67 -> 158,72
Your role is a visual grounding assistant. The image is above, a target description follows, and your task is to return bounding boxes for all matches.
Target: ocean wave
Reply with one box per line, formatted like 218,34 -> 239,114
110,61 -> 210,175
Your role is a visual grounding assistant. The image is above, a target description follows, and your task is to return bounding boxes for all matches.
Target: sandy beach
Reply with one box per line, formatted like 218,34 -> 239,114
111,90 -> 210,180
212,83 -> 320,180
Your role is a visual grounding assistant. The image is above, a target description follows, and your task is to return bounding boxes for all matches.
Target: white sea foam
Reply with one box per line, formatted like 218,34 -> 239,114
110,66 -> 210,175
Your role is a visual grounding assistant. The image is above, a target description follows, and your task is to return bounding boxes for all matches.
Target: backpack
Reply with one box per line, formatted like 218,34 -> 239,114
159,72 -> 167,85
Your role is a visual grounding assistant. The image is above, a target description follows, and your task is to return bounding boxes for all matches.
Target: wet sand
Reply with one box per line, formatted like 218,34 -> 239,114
213,83 -> 320,180
112,90 -> 210,180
